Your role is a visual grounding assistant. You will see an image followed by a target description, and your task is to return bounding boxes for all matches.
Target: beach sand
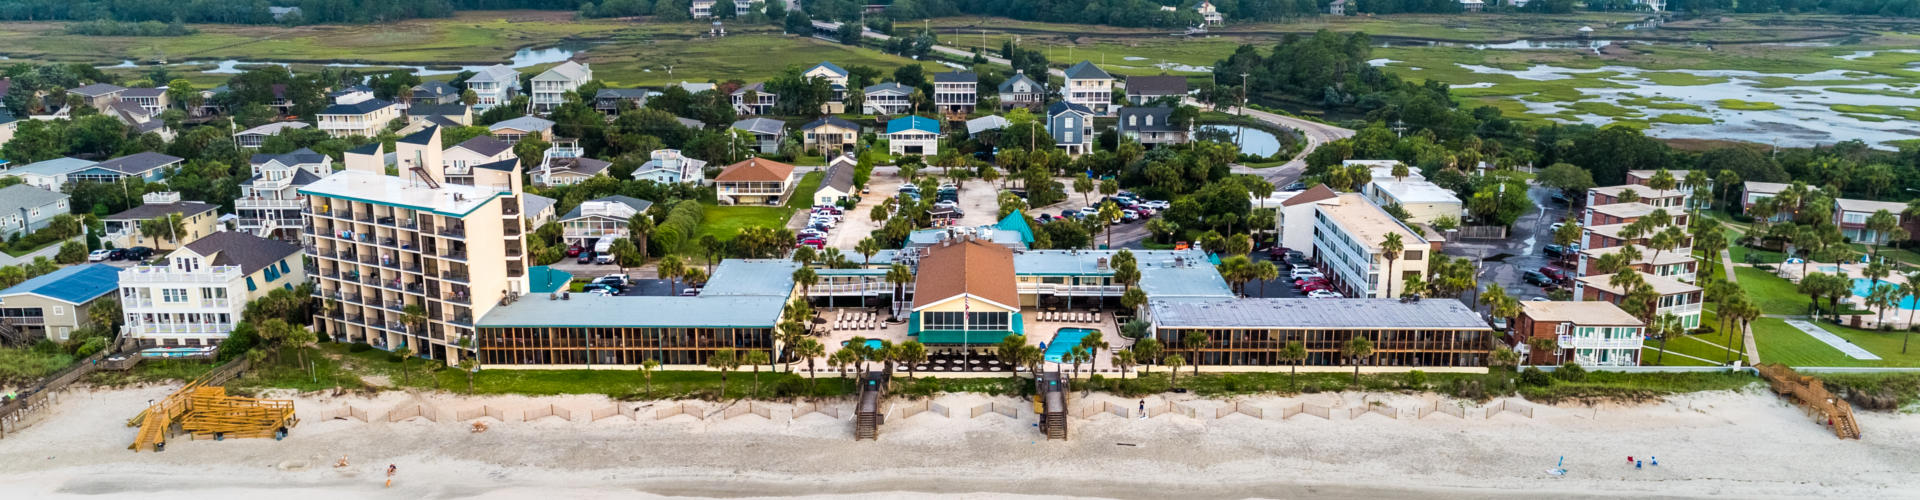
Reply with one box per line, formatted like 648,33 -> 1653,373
1,384 -> 1916,499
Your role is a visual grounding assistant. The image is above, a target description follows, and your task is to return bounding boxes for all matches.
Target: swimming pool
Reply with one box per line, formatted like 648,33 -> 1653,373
1820,265 -> 1843,273
1852,278 -> 1918,309
841,339 -> 884,350
1044,328 -> 1097,363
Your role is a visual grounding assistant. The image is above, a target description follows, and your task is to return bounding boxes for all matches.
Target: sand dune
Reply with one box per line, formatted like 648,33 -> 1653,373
1,384 -> 1915,499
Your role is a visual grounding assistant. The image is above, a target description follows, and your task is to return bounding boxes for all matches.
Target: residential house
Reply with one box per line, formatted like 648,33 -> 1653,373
1196,0 -> 1224,24
1460,0 -> 1485,11
731,82 -> 777,115
411,80 -> 461,105
0,185 -> 70,239
801,116 -> 860,157
691,0 -> 753,17
2,157 -> 96,189
997,70 -> 1045,110
814,155 -> 858,206
1062,61 -> 1115,116
70,152 -> 182,183
1740,181 -> 1789,218
1626,169 -> 1712,210
593,88 -> 650,113
233,122 -> 310,149
1310,193 -> 1433,299
559,195 -> 654,246
489,116 -> 556,144
465,64 -> 522,111
530,61 -> 592,113
102,192 -> 219,251
443,136 -> 517,186
863,82 -> 913,115
1047,101 -> 1095,155
68,83 -> 127,109
1363,172 -> 1464,224
532,139 -> 610,187
1328,0 -> 1347,15
103,100 -> 173,140
731,117 -> 787,154
0,108 -> 16,150
119,88 -> 169,115
1588,184 -> 1686,209
804,61 -> 850,113
317,94 -> 400,138
0,264 -> 121,342
966,115 -> 1009,140
522,193 -> 558,227
908,236 -> 1024,347
933,71 -> 978,115
1574,270 -> 1702,329
118,232 -> 305,347
1125,75 -> 1188,105
1576,245 -> 1698,282
714,158 -> 797,205
886,115 -> 940,157
405,103 -> 472,128
237,148 -> 331,241
1514,301 -> 1644,367
1836,198 -> 1907,245
1116,106 -> 1189,148
631,149 -> 709,185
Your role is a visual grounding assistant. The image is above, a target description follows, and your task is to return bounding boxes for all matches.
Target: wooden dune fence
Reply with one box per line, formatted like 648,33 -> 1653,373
1485,399 -> 1535,419
900,400 -> 950,419
794,402 -> 841,419
387,404 -> 438,423
1417,402 -> 1467,419
969,402 -> 1019,419
1349,405 -> 1399,420
320,406 -> 368,422
457,406 -> 507,422
591,406 -> 633,422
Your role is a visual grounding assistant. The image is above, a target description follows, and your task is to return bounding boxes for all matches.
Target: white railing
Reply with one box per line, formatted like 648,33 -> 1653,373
123,298 -> 236,310
563,229 -> 625,241
120,266 -> 243,284
1660,302 -> 1703,316
1019,284 -> 1124,295
236,198 -> 306,210
808,282 -> 905,295
123,323 -> 236,336
1565,337 -> 1645,350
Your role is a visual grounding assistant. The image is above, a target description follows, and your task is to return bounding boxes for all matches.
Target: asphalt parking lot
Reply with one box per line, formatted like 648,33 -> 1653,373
1440,185 -> 1573,301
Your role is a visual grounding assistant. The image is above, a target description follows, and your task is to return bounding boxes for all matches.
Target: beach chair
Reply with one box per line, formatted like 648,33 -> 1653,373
1094,312 -> 1102,323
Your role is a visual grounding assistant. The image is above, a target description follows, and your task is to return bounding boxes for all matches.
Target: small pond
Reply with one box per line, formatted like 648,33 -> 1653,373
1198,124 -> 1281,157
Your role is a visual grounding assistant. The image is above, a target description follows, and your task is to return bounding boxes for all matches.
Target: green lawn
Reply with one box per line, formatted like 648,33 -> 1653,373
1735,266 -> 1815,315
1639,347 -> 1721,366
689,172 -> 821,252
1751,317 -> 1920,367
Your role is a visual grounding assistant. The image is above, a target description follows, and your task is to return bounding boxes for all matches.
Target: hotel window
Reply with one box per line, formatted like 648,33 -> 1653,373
162,289 -> 189,303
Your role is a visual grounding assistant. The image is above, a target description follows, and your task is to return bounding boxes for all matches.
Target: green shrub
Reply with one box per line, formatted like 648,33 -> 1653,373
1519,366 -> 1552,387
349,342 -> 374,353
1552,363 -> 1588,383
1403,370 -> 1428,389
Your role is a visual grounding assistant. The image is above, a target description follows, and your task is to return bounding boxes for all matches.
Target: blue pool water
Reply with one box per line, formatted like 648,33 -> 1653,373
1852,278 -> 1919,309
1820,265 -> 1843,273
842,339 -> 884,350
1045,328 -> 1098,363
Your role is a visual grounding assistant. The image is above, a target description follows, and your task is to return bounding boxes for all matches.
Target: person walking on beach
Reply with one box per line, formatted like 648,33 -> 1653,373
386,464 -> 397,488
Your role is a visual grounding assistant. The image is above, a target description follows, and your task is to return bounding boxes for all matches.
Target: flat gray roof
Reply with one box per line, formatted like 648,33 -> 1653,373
1011,248 -> 1209,275
699,259 -> 800,297
1139,266 -> 1235,299
477,294 -> 786,328
1148,298 -> 1492,330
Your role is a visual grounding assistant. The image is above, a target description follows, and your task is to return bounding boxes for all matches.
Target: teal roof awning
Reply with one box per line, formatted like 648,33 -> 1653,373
527,266 -> 573,294
996,210 -> 1036,245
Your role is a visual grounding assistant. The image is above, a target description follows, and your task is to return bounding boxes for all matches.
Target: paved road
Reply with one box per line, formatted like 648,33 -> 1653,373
1441,185 -> 1567,304
1208,102 -> 1355,186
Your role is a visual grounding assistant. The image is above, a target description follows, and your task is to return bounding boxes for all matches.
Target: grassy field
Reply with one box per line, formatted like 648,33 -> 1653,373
1736,266 -> 1815,315
0,347 -> 76,385
0,11 -> 632,64
689,171 -> 821,252
1751,317 -> 1920,367
588,32 -> 953,87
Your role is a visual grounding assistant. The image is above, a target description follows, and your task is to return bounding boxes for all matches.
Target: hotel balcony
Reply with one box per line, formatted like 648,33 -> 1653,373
1563,337 -> 1645,350
120,265 -> 243,284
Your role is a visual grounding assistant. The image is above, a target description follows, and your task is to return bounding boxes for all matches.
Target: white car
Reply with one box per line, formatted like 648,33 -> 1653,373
1308,290 -> 1343,299
1290,269 -> 1323,280
87,249 -> 112,262
1078,206 -> 1099,217
1550,222 -> 1569,231
1141,200 -> 1170,210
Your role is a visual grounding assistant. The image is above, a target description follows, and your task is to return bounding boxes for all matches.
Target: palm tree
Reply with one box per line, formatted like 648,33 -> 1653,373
1164,354 -> 1186,386
658,254 -> 686,293
1250,260 -> 1279,297
855,237 -> 881,267
1866,261 -> 1892,291
1131,338 -> 1161,375
629,213 -> 655,260
1869,283 -> 1900,328
1278,340 -> 1307,388
744,351 -> 771,396
1343,336 -> 1374,385
1903,273 -> 1920,353
1017,344 -> 1045,378
885,263 -> 913,318
1182,330 -> 1208,375
1077,330 -> 1107,372
997,334 -> 1029,384
707,348 -> 739,399
792,267 -> 819,298
1649,313 -> 1683,365
1074,176 -> 1095,205
829,348 -> 859,392
457,357 -> 480,394
641,359 -> 660,398
397,343 -> 416,386
1120,288 -> 1148,316
1112,349 -> 1136,379
793,338 -> 825,388
699,235 -> 725,273
1068,346 -> 1089,379
1527,337 -> 1559,366
1381,232 -> 1404,298
1097,201 -> 1123,248
1489,346 -> 1519,371
897,341 -> 928,378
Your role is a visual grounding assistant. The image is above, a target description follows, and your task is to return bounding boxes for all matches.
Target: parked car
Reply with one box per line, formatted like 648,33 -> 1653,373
87,249 -> 112,262
680,287 -> 702,296
566,244 -> 583,257
581,283 -> 616,294
1550,192 -> 1571,204
1290,268 -> 1323,280
1523,270 -> 1556,287
1301,284 -> 1334,294
125,247 -> 153,261
1078,206 -> 1099,217
1284,181 -> 1307,191
1037,214 -> 1055,223
107,248 -> 129,261
1140,200 -> 1170,210
1308,290 -> 1344,299
1549,222 -> 1568,232
595,253 -> 615,265
593,274 -> 630,288
1539,266 -> 1569,282
1122,210 -> 1140,222
796,238 -> 826,250
1542,244 -> 1567,258
577,251 -> 596,264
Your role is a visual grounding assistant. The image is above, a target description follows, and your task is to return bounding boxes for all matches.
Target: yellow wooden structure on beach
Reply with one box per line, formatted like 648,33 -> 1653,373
128,371 -> 297,452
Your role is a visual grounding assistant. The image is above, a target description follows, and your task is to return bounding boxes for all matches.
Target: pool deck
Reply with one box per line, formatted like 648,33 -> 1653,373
806,307 -> 1131,375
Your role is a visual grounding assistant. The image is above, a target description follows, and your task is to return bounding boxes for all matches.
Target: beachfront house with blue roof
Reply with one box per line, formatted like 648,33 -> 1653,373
886,116 -> 941,156
0,157 -> 96,190
0,263 -> 122,342
67,152 -> 182,183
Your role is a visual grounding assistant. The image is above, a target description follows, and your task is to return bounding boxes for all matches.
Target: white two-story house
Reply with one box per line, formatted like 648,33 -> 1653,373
119,232 -> 305,347
465,65 -> 522,111
530,61 -> 592,114
238,148 -> 332,241
1062,61 -> 1114,116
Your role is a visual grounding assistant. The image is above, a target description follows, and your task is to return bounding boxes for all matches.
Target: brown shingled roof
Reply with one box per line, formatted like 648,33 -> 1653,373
1281,184 -> 1338,207
714,158 -> 796,183
912,237 -> 1019,310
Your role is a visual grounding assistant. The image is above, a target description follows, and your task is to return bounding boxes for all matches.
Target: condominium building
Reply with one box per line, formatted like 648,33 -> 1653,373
1574,270 -> 1702,329
1626,169 -> 1712,210
1310,194 -> 1431,299
119,232 -> 305,347
1363,173 -> 1463,224
1515,301 -> 1645,367
300,133 -> 530,364
530,61 -> 592,113
1062,61 -> 1114,116
1588,184 -> 1685,209
237,148 -> 332,241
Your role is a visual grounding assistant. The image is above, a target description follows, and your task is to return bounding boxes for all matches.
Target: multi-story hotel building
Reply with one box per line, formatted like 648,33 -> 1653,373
1310,194 -> 1432,299
119,232 -> 305,347
299,129 -> 529,363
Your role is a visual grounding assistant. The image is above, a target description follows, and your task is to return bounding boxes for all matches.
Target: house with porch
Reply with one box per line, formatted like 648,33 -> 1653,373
714,158 -> 797,205
1,157 -> 95,190
0,185 -> 69,239
1514,301 -> 1644,367
1047,101 -> 1096,155
863,82 -> 912,115
731,117 -> 787,154
237,148 -> 331,241
70,152 -> 181,183
102,192 -> 219,251
933,71 -> 978,115
801,116 -> 860,157
411,80 -> 461,105
233,122 -> 309,149
886,115 -> 940,157
997,70 -> 1045,110
530,61 -> 592,113
465,65 -> 522,111
631,149 -> 708,185
317,95 -> 399,138
731,82 -> 777,115
594,88 -> 650,113
559,195 -> 654,246
119,232 -> 306,347
804,61 -> 850,113
1116,106 -> 1189,148
1124,75 -> 1188,105
908,236 -> 1024,353
0,263 -> 120,342
1062,61 -> 1115,116
489,116 -> 556,144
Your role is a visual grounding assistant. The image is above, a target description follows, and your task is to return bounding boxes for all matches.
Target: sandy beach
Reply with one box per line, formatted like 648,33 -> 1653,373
1,384 -> 1916,499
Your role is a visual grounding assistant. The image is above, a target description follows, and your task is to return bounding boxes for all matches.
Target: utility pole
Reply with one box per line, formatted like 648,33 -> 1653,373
1239,72 -> 1249,146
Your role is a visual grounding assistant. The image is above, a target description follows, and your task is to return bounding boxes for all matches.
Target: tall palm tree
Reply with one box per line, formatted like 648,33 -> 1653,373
792,267 -> 819,298
1068,346 -> 1089,379
707,348 -> 739,399
1279,340 -> 1307,388
1649,313 -> 1683,365
1902,272 -> 1920,353
1164,354 -> 1186,386
1250,260 -> 1279,297
399,304 -> 428,336
1489,346 -> 1519,371
1343,336 -> 1374,385
997,334 -> 1029,384
793,338 -> 825,389
1131,338 -> 1161,375
1097,201 -> 1123,248
658,255 -> 686,293
885,263 -> 913,319
1527,337 -> 1560,366
1078,330 -> 1107,372
1381,232 -> 1404,298
1113,350 -> 1136,379
855,237 -> 881,267
629,213 -> 655,260
1182,330 -> 1208,375
897,341 -> 928,378
743,350 -> 771,396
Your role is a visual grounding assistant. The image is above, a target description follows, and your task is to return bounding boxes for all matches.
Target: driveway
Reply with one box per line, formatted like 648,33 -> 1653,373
1441,185 -> 1570,302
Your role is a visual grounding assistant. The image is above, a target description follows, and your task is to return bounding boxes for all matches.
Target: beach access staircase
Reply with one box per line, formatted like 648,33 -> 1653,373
1757,363 -> 1860,440
854,371 -> 888,441
128,358 -> 297,452
1036,372 -> 1068,440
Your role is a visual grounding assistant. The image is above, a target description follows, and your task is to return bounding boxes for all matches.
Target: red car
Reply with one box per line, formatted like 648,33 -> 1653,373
1539,266 -> 1569,282
1294,277 -> 1329,287
1300,283 -> 1334,293
795,238 -> 826,250
565,244 -> 583,257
